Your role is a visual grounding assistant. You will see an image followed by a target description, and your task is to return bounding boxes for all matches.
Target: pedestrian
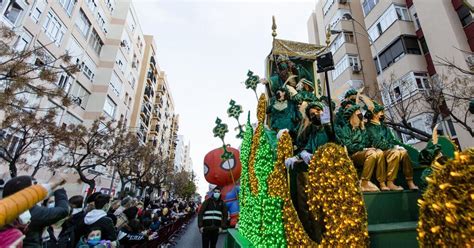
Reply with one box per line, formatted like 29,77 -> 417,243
76,227 -> 112,248
198,186 -> 228,248
78,194 -> 118,247
2,175 -> 70,247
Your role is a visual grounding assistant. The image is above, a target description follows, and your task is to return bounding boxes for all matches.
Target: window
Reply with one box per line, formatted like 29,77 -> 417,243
404,36 -> 421,55
96,8 -> 107,33
127,10 -> 136,32
409,6 -> 421,30
395,6 -> 410,21
16,91 -> 41,110
62,112 -> 82,126
128,72 -> 136,89
0,131 -> 22,156
59,0 -> 75,16
57,72 -> 74,93
329,9 -> 351,28
106,0 -> 115,13
116,52 -> 126,72
457,5 -> 473,27
75,10 -> 91,38
69,82 -> 90,109
14,30 -> 32,51
109,73 -> 122,97
3,0 -> 24,25
30,5 -> 42,23
374,36 -> 421,74
344,32 -> 354,43
368,5 -> 410,41
401,114 -> 432,144
323,0 -> 334,16
332,54 -> 359,79
103,96 -> 116,118
121,31 -> 131,53
89,29 -> 103,55
414,72 -> 430,90
329,33 -> 345,55
46,100 -> 63,125
86,0 -> 97,12
43,11 -> 66,46
80,55 -> 96,81
362,0 -> 379,16
419,37 -> 429,55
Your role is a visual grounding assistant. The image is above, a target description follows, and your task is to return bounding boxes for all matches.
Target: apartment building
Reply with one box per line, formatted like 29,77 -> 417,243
0,0 -> 180,194
309,0 -> 473,149
362,0 -> 473,149
308,0 -> 379,100
174,135 -> 185,172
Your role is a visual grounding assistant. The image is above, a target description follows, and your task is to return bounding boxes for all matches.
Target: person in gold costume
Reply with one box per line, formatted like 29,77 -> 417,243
365,103 -> 419,190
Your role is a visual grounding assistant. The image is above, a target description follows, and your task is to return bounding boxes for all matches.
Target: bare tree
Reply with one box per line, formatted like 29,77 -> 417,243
0,26 -> 78,112
54,119 -> 136,196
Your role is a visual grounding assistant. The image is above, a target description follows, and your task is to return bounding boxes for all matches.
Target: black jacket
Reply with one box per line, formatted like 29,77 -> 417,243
23,188 -> 69,248
78,209 -> 117,242
198,197 -> 228,231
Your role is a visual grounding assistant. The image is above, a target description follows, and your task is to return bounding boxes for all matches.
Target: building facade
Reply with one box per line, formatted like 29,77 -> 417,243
309,0 -> 473,149
0,0 -> 180,195
308,0 -> 379,100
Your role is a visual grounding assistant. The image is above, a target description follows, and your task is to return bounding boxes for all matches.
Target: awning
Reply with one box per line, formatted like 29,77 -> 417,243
270,38 -> 326,61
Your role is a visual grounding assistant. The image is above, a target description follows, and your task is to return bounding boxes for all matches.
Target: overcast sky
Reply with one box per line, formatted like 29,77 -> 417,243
134,0 -> 315,197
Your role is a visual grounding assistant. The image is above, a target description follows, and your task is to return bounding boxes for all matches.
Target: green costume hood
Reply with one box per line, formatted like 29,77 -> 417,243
344,89 -> 358,99
343,105 -> 360,120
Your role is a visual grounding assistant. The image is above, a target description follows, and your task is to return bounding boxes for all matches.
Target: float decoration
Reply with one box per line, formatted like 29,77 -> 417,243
267,131 -> 317,246
244,70 -> 260,100
417,149 -> 473,247
227,100 -> 244,139
307,143 -> 369,247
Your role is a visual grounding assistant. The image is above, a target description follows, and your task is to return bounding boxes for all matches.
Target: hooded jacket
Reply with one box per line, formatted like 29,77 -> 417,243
80,210 -> 117,242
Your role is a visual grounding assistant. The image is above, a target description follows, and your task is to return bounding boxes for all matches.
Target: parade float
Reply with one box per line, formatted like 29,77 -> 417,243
205,17 -> 472,247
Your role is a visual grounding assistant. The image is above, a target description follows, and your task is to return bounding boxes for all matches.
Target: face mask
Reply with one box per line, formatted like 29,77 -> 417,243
48,202 -> 55,208
87,238 -> 101,246
18,211 -> 31,225
379,115 -> 385,122
311,115 -> 321,126
357,113 -> 364,121
213,193 -> 220,199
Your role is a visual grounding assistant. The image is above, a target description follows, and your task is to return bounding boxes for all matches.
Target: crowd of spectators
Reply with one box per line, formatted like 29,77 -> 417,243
0,174 -> 197,247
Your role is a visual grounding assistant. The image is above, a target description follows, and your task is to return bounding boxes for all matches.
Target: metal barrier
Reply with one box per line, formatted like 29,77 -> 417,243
137,212 -> 195,248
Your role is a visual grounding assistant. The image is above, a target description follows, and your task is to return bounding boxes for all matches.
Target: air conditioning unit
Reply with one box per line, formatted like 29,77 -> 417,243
352,65 -> 361,73
339,0 -> 348,3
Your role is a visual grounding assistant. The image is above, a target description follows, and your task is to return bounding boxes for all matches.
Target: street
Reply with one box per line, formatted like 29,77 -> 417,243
174,217 -> 226,248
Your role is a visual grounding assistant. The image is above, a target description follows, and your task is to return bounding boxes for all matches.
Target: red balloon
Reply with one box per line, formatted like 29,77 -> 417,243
203,147 -> 241,186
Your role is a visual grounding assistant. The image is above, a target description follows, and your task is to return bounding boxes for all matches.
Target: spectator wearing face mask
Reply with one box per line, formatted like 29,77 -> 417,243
1,175 -> 69,247
76,227 -> 112,248
77,194 -> 117,247
0,179 -> 62,247
198,186 -> 228,248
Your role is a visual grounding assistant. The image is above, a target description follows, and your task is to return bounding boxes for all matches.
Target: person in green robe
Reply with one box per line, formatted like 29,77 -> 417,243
267,87 -> 301,140
293,79 -> 318,105
335,99 -> 355,128
284,101 -> 331,243
336,105 -> 386,192
365,102 -> 419,190
267,55 -> 315,97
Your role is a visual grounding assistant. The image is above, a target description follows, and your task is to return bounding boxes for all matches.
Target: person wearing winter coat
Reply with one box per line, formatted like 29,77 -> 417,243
198,186 -> 228,248
1,175 -> 69,247
76,227 -> 113,248
77,194 -> 118,247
